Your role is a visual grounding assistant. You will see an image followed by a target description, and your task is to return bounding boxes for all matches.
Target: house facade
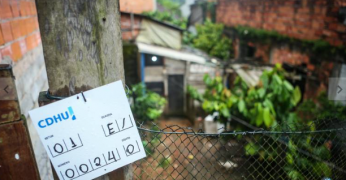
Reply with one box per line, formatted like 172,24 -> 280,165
120,12 -> 220,115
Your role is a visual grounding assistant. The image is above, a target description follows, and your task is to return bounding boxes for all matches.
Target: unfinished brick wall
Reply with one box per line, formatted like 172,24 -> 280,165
217,0 -> 345,99
121,13 -> 143,41
0,1 -> 50,179
217,0 -> 346,46
0,0 -> 41,62
120,0 -> 156,14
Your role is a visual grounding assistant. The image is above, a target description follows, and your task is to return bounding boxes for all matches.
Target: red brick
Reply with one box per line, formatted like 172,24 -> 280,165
10,0 -> 20,17
307,64 -> 315,71
322,30 -> 338,37
25,34 -> 36,50
30,2 -> 37,15
0,27 -> 4,45
332,39 -> 343,46
30,17 -> 38,32
11,41 -> 22,61
328,23 -> 338,30
119,0 -> 155,13
1,22 -> 13,43
0,0 -> 13,19
297,7 -> 310,14
10,19 -> 22,39
18,39 -> 27,55
336,24 -> 346,32
324,16 -> 338,23
32,2 -> 37,15
21,18 -> 30,35
0,45 -> 13,60
312,21 -> 324,29
19,1 -> 29,16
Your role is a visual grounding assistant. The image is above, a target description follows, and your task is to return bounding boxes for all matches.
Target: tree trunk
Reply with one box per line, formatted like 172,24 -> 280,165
36,0 -> 131,179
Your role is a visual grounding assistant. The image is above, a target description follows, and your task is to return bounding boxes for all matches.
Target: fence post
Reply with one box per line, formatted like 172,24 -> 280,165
0,64 -> 40,180
35,0 -> 132,179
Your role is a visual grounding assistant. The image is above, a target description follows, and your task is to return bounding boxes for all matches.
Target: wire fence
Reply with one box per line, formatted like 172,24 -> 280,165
133,118 -> 346,180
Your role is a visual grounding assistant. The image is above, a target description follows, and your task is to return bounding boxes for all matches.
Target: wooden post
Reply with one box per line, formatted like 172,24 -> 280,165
35,0 -> 132,179
0,64 -> 40,180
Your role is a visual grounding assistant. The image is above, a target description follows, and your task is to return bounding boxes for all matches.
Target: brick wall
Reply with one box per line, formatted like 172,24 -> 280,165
120,0 -> 156,14
0,0 -> 51,179
217,0 -> 346,99
217,0 -> 346,46
0,0 -> 41,62
121,13 -> 143,41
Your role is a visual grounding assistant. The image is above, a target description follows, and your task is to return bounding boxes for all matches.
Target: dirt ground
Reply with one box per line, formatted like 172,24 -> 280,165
133,117 -> 247,180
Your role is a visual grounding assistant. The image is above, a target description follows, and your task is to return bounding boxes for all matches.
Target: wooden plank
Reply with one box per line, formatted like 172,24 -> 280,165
0,120 -> 40,180
0,65 -> 20,124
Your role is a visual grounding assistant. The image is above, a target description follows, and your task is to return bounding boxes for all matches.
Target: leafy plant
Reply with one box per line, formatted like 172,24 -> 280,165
193,20 -> 233,60
187,74 -> 232,127
234,26 -> 346,58
143,0 -> 186,29
188,65 -> 335,179
231,64 -> 301,129
129,83 -> 166,123
298,91 -> 346,121
158,156 -> 172,169
143,11 -> 187,29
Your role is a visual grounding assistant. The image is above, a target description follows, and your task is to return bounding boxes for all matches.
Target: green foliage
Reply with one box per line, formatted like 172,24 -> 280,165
193,20 -> 233,60
298,92 -> 346,121
129,83 -> 166,123
187,74 -> 232,124
158,157 -> 172,169
234,26 -> 346,58
188,65 -> 337,179
231,64 -> 301,129
143,11 -> 187,29
157,0 -> 181,14
142,128 -> 161,156
245,142 -> 259,156
143,0 -> 186,29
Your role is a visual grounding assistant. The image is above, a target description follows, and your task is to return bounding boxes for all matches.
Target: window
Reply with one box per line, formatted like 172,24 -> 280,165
144,54 -> 163,66
145,82 -> 164,96
339,7 -> 346,25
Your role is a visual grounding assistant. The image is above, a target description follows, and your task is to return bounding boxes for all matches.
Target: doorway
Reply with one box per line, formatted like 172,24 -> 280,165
168,75 -> 184,115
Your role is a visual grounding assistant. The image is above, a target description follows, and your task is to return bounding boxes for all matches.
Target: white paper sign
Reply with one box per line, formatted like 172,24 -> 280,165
29,81 -> 146,180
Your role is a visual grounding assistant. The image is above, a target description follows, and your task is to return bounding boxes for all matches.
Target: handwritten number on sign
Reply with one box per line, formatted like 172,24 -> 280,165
54,143 -> 64,153
122,118 -> 125,129
108,151 -> 116,162
126,144 -> 134,155
94,157 -> 101,166
79,164 -> 89,173
65,168 -> 75,178
70,137 -> 77,148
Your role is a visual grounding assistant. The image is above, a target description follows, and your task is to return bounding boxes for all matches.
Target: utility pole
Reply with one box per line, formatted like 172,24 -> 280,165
35,0 -> 132,179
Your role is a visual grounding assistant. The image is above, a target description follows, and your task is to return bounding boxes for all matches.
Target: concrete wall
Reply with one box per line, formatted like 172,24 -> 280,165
0,0 -> 51,179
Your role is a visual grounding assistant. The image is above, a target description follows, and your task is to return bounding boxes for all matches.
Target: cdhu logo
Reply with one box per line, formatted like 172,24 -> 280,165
38,107 -> 76,128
